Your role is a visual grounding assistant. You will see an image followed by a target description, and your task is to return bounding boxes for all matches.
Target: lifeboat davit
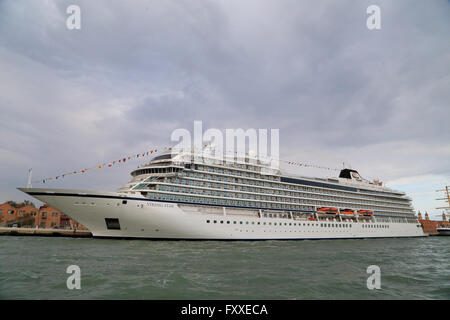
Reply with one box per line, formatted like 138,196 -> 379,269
317,207 -> 338,215
358,210 -> 373,216
340,209 -> 355,215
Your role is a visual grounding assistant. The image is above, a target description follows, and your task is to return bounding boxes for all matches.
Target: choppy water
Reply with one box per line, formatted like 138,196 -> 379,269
0,236 -> 449,299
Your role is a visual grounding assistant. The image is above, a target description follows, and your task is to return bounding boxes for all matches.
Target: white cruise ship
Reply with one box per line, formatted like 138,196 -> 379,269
19,150 -> 425,240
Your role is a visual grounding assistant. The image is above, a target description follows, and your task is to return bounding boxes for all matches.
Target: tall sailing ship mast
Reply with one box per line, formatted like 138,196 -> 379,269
436,186 -> 450,218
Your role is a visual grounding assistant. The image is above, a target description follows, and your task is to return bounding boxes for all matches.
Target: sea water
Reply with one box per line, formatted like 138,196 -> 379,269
0,236 -> 448,299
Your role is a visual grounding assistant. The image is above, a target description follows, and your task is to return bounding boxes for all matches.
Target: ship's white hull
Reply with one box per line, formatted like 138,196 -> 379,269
19,188 -> 426,240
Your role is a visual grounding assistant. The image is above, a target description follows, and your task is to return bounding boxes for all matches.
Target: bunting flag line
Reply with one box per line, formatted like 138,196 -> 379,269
33,146 -> 172,184
33,145 -> 337,184
280,159 -> 339,171
212,148 -> 340,172
171,148 -> 339,172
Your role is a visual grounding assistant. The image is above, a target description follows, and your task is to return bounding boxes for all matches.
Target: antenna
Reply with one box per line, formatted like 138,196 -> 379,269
27,168 -> 33,188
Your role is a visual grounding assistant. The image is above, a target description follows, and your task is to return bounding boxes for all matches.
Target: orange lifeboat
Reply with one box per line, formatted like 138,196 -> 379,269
358,210 -> 373,216
317,207 -> 338,215
340,209 -> 355,215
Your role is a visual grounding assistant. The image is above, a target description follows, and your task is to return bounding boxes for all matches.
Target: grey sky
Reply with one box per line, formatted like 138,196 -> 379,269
0,0 -> 449,216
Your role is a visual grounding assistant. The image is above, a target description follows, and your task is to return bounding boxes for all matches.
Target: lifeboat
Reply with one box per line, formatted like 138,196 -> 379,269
358,210 -> 373,216
308,217 -> 317,221
340,209 -> 355,215
317,207 -> 338,215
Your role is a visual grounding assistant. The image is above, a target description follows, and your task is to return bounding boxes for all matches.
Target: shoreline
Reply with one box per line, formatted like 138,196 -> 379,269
0,226 -> 92,238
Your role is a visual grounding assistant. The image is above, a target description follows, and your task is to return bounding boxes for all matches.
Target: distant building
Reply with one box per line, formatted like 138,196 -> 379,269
0,201 -> 88,230
0,202 -> 37,227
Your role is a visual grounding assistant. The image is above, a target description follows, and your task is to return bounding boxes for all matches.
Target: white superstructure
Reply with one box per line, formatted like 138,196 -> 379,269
19,150 -> 425,239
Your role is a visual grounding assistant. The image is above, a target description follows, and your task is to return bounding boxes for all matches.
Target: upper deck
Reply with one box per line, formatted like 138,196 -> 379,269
118,151 -> 415,220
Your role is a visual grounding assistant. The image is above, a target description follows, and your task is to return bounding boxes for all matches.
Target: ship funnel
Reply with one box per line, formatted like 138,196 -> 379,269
339,169 -> 362,181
